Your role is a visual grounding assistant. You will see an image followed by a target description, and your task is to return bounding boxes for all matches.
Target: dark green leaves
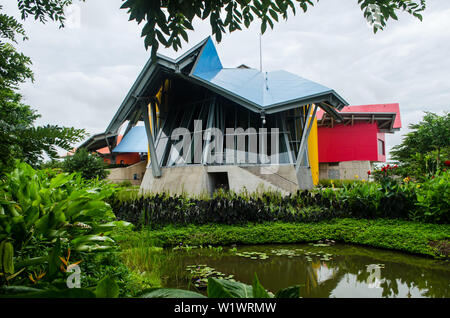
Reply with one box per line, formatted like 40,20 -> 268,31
95,276 -> 119,298
252,274 -> 271,298
207,277 -> 252,298
140,274 -> 300,299
140,288 -> 206,298
123,0 -> 426,58
0,240 -> 14,274
275,285 -> 300,298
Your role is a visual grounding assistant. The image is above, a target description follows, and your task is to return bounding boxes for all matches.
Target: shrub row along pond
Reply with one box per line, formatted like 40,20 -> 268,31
110,182 -> 433,229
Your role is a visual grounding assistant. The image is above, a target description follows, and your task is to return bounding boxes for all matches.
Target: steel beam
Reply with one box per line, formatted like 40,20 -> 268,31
295,104 -> 318,169
141,101 -> 162,178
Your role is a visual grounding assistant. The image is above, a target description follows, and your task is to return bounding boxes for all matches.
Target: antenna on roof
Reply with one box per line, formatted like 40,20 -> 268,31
259,32 -> 263,72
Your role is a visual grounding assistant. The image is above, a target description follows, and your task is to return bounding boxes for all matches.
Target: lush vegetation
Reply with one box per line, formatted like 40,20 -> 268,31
111,170 -> 449,228
114,219 -> 450,259
62,148 -> 109,180
0,162 -> 132,295
0,5 -> 86,174
391,112 -> 450,180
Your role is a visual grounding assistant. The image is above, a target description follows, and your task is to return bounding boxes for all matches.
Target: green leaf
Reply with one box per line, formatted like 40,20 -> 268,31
140,288 -> 206,298
71,235 -> 115,247
0,286 -> 41,295
0,241 -> 14,274
275,285 -> 300,298
207,277 -> 254,298
95,276 -> 119,298
47,238 -> 61,278
1,288 -> 96,298
252,273 -> 272,298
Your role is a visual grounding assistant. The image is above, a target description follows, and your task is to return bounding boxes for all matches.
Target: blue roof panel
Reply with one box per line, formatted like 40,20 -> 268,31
189,37 -> 343,109
192,38 -> 223,76
112,126 -> 148,153
193,68 -> 333,108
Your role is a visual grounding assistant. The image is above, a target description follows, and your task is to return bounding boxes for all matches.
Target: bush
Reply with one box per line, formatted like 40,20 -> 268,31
413,171 -> 450,223
318,179 -> 367,188
0,162 -> 131,289
62,148 -> 109,180
110,190 -> 347,229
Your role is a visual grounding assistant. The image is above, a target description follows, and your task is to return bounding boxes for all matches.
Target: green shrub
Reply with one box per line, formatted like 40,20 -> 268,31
62,148 -> 109,180
0,162 -> 131,288
413,171 -> 450,223
318,179 -> 367,188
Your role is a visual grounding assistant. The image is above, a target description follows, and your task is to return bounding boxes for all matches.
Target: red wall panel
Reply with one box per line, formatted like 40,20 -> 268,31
318,122 -> 380,162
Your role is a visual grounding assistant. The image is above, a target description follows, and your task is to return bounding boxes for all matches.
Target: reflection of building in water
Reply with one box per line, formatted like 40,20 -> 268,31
315,263 -> 338,284
305,261 -> 341,296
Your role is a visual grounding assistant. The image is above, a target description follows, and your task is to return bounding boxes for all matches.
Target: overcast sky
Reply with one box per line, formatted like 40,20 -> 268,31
3,0 -> 450,160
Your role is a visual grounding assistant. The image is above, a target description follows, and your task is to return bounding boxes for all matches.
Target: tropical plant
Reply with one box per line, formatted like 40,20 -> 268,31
0,162 -> 130,287
413,171 -> 450,224
140,274 -> 300,298
62,148 -> 109,180
391,112 -> 450,179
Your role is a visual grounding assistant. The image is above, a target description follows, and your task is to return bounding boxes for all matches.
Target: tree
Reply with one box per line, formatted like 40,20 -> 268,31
0,5 -> 86,173
62,148 -> 109,180
9,1 -> 427,59
391,112 -> 450,177
121,0 -> 427,58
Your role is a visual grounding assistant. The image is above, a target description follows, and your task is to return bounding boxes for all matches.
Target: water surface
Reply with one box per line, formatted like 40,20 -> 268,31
160,243 -> 450,298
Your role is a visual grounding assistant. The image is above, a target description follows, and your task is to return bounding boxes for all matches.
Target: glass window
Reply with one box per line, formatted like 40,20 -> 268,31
378,139 -> 385,156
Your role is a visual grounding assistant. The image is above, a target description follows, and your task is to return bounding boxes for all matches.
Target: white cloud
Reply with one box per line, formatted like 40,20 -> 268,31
3,0 -> 449,158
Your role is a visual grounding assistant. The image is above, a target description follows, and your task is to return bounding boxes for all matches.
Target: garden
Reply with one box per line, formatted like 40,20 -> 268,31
1,0 -> 449,300
0,144 -> 449,297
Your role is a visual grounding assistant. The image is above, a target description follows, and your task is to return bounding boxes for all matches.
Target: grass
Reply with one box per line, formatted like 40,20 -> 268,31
114,218 -> 450,259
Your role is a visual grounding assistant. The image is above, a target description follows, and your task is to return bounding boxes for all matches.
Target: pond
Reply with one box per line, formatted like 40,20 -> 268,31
159,243 -> 450,298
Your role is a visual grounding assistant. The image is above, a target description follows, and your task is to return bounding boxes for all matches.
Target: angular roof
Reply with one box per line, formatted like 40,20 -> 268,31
104,37 -> 348,135
317,103 -> 401,133
191,38 -> 346,111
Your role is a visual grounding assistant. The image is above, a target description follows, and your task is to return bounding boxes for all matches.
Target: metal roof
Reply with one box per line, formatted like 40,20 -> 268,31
317,103 -> 401,133
101,37 -> 347,136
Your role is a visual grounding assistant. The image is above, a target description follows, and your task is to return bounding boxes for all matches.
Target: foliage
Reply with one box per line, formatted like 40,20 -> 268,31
413,171 -> 450,224
371,164 -> 399,184
141,274 -> 299,298
112,172 -> 447,228
62,148 -> 109,180
110,189 -> 348,229
318,179 -> 367,188
121,219 -> 450,258
14,1 -> 86,27
120,0 -> 427,58
0,162 -> 130,287
0,5 -> 86,173
391,112 -> 450,179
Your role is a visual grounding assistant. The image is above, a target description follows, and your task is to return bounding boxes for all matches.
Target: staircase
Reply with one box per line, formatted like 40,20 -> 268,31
239,166 -> 298,194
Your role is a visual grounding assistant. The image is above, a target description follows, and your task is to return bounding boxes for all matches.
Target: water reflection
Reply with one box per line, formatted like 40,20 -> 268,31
162,244 -> 450,298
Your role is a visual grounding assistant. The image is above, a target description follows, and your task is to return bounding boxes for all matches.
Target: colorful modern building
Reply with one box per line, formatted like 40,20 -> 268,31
80,37 -> 400,194
317,103 -> 401,180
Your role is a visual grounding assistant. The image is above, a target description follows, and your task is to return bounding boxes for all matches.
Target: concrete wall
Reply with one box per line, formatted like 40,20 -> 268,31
140,164 -> 299,196
107,161 -> 147,185
319,161 -> 373,181
140,165 -> 210,196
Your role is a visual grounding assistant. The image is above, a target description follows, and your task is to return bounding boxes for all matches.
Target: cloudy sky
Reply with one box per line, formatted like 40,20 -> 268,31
3,0 -> 450,159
